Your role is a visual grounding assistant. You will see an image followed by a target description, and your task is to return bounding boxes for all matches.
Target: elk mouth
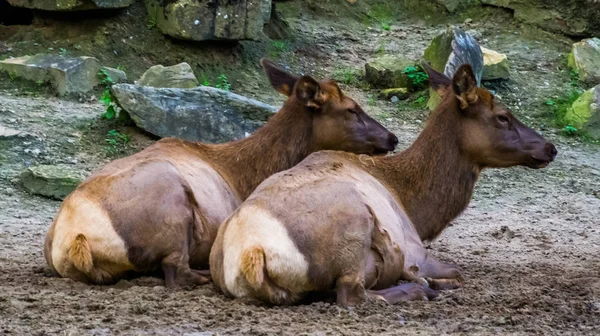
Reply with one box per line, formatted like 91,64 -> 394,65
526,155 -> 553,169
372,147 -> 392,156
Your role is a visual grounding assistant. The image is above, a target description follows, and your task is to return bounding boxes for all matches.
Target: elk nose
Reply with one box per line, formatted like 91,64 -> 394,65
545,143 -> 557,160
388,133 -> 399,149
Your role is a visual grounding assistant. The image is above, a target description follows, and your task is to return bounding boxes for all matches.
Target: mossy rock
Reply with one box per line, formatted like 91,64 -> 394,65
145,0 -> 272,41
364,55 -> 414,90
20,164 -> 87,200
564,85 -> 600,139
568,38 -> 600,85
137,63 -> 198,89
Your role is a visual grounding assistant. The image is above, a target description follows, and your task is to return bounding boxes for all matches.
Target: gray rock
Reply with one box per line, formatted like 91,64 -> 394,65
7,0 -> 134,10
481,0 -> 600,37
137,63 -> 198,89
111,84 -> 278,143
20,164 -> 86,200
0,125 -> 22,138
0,54 -> 101,96
568,38 -> 600,85
101,66 -> 127,83
145,0 -> 272,41
364,55 -> 414,90
481,46 -> 510,80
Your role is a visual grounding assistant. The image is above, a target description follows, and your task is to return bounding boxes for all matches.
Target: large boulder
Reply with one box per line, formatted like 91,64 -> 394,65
20,165 -> 86,200
145,0 -> 272,41
0,54 -> 101,96
137,63 -> 198,89
111,84 -> 278,143
364,55 -> 414,90
424,27 -> 483,110
564,85 -> 600,139
568,38 -> 600,85
7,0 -> 134,10
481,46 -> 510,80
481,0 -> 600,37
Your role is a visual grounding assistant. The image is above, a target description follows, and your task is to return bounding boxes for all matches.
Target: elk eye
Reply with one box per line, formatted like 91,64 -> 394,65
497,115 -> 509,124
348,109 -> 358,114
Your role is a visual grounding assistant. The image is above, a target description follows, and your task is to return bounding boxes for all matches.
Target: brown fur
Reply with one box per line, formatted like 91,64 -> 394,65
44,58 -> 398,287
211,63 -> 557,306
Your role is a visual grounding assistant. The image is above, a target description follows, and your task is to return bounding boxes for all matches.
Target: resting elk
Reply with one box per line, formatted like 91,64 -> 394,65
44,58 -> 399,287
210,63 -> 558,306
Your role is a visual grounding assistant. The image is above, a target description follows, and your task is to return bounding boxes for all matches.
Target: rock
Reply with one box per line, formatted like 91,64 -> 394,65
0,54 -> 101,96
7,0 -> 134,10
435,0 -> 473,13
481,0 -> 600,37
20,165 -> 86,200
0,125 -> 21,138
145,0 -> 272,41
564,85 -> 600,139
137,63 -> 198,89
481,46 -> 510,80
424,27 -> 483,110
568,38 -> 600,85
101,66 -> 127,83
111,84 -> 278,143
379,88 -> 410,100
364,55 -> 414,90
424,26 -> 483,85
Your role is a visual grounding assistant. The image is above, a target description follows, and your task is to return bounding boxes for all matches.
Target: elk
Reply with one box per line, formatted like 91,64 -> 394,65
44,59 -> 399,287
210,63 -> 557,306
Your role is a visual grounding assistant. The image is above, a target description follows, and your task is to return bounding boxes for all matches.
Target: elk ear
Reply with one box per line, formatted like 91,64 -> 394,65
421,62 -> 451,97
452,64 -> 478,110
261,58 -> 298,97
294,76 -> 327,109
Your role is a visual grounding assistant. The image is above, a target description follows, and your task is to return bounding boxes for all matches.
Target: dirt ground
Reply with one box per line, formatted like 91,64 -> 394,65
1,0 -> 599,335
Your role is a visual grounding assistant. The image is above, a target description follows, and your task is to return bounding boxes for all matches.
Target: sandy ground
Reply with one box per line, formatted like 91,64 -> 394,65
0,90 -> 598,335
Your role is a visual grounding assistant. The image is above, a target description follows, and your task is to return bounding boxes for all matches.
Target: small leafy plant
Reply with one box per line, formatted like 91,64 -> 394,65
98,68 -> 119,120
104,129 -> 130,156
561,125 -> 578,136
215,74 -> 231,91
268,40 -> 289,58
404,65 -> 428,90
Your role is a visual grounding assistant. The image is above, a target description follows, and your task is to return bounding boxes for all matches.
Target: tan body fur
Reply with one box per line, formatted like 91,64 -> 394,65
44,59 -> 398,287
210,64 -> 557,306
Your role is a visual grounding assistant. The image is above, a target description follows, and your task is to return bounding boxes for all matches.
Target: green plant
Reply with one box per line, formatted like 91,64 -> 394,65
8,72 -> 17,81
98,68 -> 118,120
268,40 -> 289,58
147,18 -> 156,30
74,44 -> 82,50
561,125 -> 578,136
404,65 -> 428,90
367,4 -> 394,30
200,75 -> 210,87
35,80 -> 44,86
215,74 -> 231,91
367,95 -> 377,107
104,129 -> 130,156
59,48 -> 67,56
332,67 -> 361,86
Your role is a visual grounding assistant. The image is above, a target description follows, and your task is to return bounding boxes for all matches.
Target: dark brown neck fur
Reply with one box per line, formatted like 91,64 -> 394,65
365,97 -> 480,241
200,99 -> 313,200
